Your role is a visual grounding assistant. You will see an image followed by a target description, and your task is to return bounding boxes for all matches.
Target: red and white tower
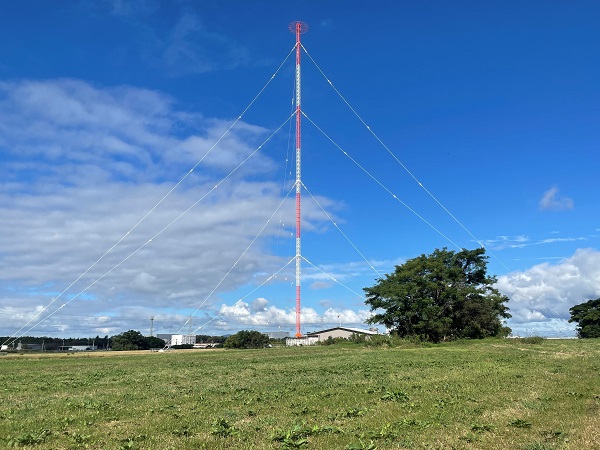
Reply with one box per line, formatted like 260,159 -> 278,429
289,21 -> 308,337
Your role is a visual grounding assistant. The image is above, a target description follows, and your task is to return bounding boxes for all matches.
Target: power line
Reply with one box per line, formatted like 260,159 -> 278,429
175,181 -> 297,336
303,112 -> 462,250
4,114 -> 295,347
302,44 -> 511,273
2,47 -> 297,347
302,182 -> 383,278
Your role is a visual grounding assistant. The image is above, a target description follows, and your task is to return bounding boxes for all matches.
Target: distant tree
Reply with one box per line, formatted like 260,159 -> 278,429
224,330 -> 270,349
146,336 -> 167,348
569,298 -> 600,338
111,330 -> 150,351
197,334 -> 227,344
364,248 -> 511,342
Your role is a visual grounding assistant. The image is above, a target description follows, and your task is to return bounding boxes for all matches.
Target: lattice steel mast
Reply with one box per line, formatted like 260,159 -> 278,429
289,21 -> 308,337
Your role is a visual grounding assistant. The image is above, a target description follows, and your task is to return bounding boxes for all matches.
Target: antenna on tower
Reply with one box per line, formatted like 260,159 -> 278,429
289,20 -> 308,338
150,316 -> 154,337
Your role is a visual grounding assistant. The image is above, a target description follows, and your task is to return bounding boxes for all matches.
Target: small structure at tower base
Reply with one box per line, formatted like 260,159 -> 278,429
285,336 -> 318,346
286,327 -> 380,346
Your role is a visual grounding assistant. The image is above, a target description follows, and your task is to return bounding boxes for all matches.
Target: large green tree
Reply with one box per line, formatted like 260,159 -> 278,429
364,248 -> 511,342
569,298 -> 600,338
224,330 -> 270,349
110,330 -> 165,351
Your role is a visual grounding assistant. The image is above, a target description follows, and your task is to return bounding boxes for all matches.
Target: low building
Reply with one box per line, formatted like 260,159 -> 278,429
156,334 -> 196,346
285,336 -> 319,346
285,327 -> 379,346
169,334 -> 196,346
58,345 -> 97,351
307,326 -> 379,342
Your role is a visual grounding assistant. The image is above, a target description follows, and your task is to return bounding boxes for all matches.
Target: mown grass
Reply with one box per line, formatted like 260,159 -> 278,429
1,338 -> 599,449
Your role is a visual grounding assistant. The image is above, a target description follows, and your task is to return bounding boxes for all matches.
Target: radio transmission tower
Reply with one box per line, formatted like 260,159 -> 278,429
289,21 -> 308,338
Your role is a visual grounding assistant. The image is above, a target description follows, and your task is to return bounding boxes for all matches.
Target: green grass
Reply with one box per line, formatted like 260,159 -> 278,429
1,339 -> 599,449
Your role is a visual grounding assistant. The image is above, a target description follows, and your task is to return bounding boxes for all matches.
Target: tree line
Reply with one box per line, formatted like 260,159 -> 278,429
0,332 -> 230,351
0,335 -> 111,350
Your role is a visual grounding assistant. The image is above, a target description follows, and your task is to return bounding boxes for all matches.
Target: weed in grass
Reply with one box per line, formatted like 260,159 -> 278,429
210,418 -> 238,437
566,391 -> 583,397
363,423 -> 398,441
271,423 -> 309,449
118,440 -> 135,450
540,430 -> 567,441
397,418 -> 432,429
434,398 -> 455,408
172,426 -> 193,437
280,436 -> 308,449
292,403 -> 309,415
341,408 -> 367,418
380,390 -> 409,402
313,424 -> 342,435
271,422 -> 342,448
67,431 -> 93,445
471,423 -> 494,433
510,419 -> 533,428
6,429 -> 52,447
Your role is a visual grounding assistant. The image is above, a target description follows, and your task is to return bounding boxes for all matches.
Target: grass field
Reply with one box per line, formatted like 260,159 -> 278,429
1,339 -> 599,449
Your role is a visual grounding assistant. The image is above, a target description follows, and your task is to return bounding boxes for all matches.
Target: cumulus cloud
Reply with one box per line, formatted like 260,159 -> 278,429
539,186 -> 574,211
497,248 -> 600,333
0,79 -> 337,338
218,298 -> 373,331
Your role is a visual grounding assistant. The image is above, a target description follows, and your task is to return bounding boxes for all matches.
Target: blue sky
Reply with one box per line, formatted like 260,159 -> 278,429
1,1 -> 599,340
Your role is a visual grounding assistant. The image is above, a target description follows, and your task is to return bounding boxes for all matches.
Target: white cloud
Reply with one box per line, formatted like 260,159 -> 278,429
539,186 -> 574,211
497,248 -> 600,333
162,13 -> 252,76
0,79 -> 339,339
481,234 -> 589,251
480,235 -> 530,250
538,237 -> 587,245
218,299 -> 373,331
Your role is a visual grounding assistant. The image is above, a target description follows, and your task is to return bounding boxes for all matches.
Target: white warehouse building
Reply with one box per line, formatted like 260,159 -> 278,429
156,334 -> 195,346
286,326 -> 379,346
